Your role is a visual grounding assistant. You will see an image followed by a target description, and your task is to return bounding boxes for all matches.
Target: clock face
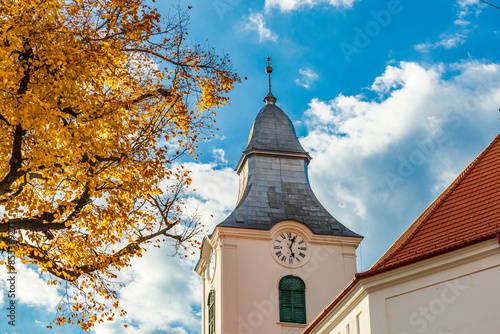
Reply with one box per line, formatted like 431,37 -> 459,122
208,250 -> 216,281
272,232 -> 308,266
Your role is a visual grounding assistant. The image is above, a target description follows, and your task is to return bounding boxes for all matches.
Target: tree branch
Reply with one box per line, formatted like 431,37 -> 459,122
0,113 -> 11,126
18,222 -> 182,281
0,123 -> 27,197
0,188 -> 91,233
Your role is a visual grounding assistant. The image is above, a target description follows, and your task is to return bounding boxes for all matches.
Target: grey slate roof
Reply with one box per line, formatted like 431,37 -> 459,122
217,101 -> 362,238
244,104 -> 306,154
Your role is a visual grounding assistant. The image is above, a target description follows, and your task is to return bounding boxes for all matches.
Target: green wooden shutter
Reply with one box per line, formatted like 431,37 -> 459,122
280,288 -> 293,322
208,290 -> 215,334
279,276 -> 306,324
293,290 -> 306,324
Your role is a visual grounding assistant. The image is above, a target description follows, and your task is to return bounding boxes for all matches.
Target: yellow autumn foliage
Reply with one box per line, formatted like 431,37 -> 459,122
0,0 -> 238,330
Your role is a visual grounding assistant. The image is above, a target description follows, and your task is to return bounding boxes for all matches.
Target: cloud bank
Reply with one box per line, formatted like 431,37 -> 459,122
265,0 -> 359,12
300,60 -> 500,269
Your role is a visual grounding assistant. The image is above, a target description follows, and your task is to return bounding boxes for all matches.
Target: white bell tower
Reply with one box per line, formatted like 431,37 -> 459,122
195,58 -> 362,334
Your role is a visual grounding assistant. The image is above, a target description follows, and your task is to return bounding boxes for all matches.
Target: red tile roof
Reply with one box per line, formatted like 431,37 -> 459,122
361,133 -> 500,275
303,134 -> 500,333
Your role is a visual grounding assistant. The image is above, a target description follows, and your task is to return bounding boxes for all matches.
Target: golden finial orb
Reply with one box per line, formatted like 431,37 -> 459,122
266,56 -> 273,74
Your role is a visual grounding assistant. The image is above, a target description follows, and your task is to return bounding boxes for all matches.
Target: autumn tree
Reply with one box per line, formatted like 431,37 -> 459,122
0,0 -> 238,329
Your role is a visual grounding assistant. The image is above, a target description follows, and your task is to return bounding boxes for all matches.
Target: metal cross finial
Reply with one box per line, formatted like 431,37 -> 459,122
264,56 -> 277,104
265,56 -> 272,94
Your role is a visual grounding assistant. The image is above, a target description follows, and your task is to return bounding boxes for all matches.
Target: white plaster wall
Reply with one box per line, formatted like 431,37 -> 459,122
200,238 -> 224,334
312,294 -> 370,334
367,240 -> 500,334
209,223 -> 359,334
304,240 -> 500,334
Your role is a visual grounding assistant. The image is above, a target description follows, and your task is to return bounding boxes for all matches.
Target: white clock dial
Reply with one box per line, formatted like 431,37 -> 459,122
273,232 -> 308,266
208,250 -> 216,280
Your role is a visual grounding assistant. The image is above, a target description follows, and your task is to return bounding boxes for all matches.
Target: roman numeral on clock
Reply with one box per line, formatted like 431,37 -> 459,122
273,232 -> 307,266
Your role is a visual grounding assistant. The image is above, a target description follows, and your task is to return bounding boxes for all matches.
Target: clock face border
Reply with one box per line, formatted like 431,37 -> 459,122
270,230 -> 310,268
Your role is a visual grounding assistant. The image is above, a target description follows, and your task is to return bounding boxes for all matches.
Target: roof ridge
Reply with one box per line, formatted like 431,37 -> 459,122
358,231 -> 499,279
370,134 -> 500,271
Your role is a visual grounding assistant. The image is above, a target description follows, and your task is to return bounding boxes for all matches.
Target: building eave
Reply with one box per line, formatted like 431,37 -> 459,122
356,233 -> 500,279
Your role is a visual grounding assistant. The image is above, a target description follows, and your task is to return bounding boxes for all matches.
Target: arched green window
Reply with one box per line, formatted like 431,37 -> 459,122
279,275 -> 306,324
208,290 -> 215,334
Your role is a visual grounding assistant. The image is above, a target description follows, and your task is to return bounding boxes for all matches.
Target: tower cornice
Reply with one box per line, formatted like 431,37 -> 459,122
235,149 -> 312,174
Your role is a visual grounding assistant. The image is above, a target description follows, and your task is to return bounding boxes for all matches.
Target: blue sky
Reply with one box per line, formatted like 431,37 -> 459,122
2,0 -> 500,333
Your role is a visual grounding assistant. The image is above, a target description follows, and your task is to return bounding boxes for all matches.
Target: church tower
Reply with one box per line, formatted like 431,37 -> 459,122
195,59 -> 363,334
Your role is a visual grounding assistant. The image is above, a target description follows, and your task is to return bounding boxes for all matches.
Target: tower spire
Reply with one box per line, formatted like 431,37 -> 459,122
264,56 -> 277,105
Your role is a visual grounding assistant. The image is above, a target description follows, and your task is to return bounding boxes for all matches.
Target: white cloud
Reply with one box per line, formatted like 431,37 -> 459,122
456,0 -> 486,25
0,262 -> 61,310
454,19 -> 470,26
300,61 -> 500,269
0,161 -> 238,334
458,0 -> 479,6
414,33 -> 466,53
265,0 -> 358,12
16,264 -> 61,308
184,162 -> 238,224
295,68 -> 319,89
415,0 -> 482,52
245,12 -> 278,42
303,61 -> 500,159
92,248 -> 201,334
212,147 -> 228,165
92,162 -> 238,333
3,59 -> 500,333
457,0 -> 483,18
438,33 -> 467,48
331,182 -> 367,218
414,43 -> 431,53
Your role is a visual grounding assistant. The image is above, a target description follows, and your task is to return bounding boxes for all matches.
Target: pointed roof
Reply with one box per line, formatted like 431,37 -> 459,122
246,56 -> 305,155
362,133 -> 500,276
218,101 -> 361,238
217,101 -> 360,237
244,104 -> 307,155
216,58 -> 361,238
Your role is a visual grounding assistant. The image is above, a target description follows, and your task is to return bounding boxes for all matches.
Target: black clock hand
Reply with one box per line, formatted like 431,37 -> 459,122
289,236 -> 297,257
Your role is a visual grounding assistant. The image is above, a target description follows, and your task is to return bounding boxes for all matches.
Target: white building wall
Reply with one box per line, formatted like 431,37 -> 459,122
305,239 -> 500,334
309,293 -> 370,334
367,240 -> 500,334
199,237 -> 223,334
202,222 -> 360,334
